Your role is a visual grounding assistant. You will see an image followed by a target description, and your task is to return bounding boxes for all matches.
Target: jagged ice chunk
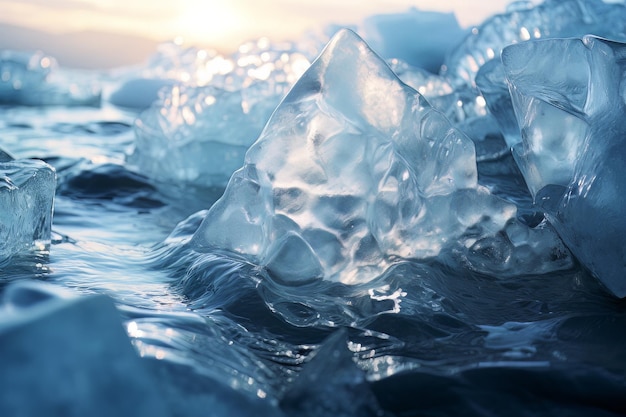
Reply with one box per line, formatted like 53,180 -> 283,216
189,29 -> 568,285
442,0 -> 626,87
503,35 -> 626,297
0,158 -> 56,266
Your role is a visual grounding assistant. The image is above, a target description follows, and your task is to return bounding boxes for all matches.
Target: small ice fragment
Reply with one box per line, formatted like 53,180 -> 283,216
0,159 -> 56,266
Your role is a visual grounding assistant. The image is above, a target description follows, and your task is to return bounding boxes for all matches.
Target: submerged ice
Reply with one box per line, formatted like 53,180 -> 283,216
190,29 -> 571,285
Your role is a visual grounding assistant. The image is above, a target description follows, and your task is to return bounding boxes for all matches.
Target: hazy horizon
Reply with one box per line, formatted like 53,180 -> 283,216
0,1 -> 519,69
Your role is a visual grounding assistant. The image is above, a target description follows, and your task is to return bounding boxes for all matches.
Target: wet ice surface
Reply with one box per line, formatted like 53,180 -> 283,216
503,35 -> 626,298
1,1 -> 626,416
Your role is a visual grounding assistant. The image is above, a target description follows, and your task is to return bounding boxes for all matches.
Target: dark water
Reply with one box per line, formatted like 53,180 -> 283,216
1,101 -> 625,416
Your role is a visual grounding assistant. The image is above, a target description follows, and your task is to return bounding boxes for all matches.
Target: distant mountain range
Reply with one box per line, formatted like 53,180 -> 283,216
0,22 -> 161,70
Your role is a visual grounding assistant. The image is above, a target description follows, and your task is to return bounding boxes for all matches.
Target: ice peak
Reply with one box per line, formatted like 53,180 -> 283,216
283,28 -> 408,134
189,29 -> 560,285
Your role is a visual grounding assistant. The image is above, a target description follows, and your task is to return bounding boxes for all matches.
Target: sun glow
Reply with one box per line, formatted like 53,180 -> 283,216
173,0 -> 243,48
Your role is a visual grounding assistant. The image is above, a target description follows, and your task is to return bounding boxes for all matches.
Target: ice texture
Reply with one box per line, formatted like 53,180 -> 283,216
442,0 -> 626,86
476,1 -> 626,152
108,42 -> 224,109
131,83 -> 287,185
0,281 -> 168,417
190,29 -> 570,285
388,59 -> 453,98
129,40 -> 310,185
0,158 -> 56,266
0,50 -> 101,106
475,59 -> 520,149
136,39 -> 312,88
502,35 -> 626,297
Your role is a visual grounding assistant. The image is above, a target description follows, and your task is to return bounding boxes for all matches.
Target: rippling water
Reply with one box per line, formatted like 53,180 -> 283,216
2,97 -> 626,416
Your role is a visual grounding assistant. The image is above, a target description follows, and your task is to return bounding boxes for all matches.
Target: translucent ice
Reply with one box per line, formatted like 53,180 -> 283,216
108,42 -> 227,109
140,39 -> 311,88
0,281 -> 168,417
0,158 -> 56,266
130,83 -> 288,185
0,50 -> 101,106
128,40 -> 310,185
475,59 -> 520,149
110,39 -> 311,109
502,36 -> 626,297
476,0 -> 626,151
442,0 -> 626,86
387,59 -> 453,98
190,30 -> 570,285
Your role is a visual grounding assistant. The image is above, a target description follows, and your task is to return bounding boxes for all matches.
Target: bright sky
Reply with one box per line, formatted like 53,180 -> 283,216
0,0 -> 514,51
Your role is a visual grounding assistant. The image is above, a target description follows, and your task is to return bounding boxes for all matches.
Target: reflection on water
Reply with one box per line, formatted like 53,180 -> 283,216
1,97 -> 625,414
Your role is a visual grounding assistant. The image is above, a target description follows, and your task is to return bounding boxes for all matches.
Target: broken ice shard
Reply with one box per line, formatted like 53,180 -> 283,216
502,35 -> 626,297
0,158 -> 56,266
190,29 -> 570,285
0,50 -> 101,106
442,0 -> 626,86
0,281 -> 168,417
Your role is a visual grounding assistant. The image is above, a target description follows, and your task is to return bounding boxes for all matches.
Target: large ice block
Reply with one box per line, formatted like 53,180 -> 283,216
442,0 -> 626,86
502,35 -> 626,297
0,281 -> 169,417
190,30 -> 569,285
0,158 -> 56,266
